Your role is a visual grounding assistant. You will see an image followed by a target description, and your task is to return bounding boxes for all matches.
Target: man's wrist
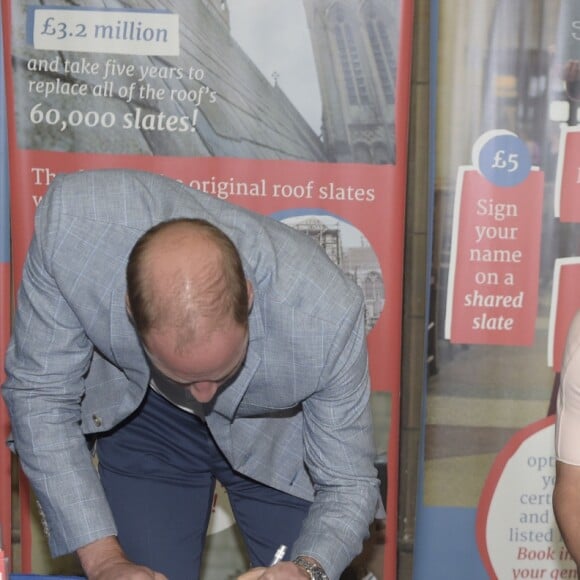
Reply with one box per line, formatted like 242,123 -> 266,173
76,535 -> 127,577
292,556 -> 329,580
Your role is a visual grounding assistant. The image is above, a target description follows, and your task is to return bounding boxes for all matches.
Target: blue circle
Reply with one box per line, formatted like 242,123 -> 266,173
478,134 -> 532,187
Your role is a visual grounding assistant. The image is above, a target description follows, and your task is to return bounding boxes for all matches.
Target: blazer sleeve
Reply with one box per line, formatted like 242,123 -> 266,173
2,184 -> 117,556
290,293 -> 382,579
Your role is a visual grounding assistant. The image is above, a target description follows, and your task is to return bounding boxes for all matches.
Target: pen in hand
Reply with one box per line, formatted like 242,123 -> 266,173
269,544 -> 287,566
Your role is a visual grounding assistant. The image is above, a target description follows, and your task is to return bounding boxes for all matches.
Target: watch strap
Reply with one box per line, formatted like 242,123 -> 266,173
292,556 -> 329,580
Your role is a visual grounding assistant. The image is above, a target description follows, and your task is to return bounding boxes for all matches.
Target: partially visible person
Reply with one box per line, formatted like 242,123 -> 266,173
554,310 -> 580,573
3,169 -> 382,580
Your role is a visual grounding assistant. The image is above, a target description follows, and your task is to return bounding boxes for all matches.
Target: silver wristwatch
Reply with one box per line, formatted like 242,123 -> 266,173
292,556 -> 329,580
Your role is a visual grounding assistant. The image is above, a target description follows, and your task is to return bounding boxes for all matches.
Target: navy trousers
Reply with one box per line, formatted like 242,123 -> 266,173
97,388 -> 311,579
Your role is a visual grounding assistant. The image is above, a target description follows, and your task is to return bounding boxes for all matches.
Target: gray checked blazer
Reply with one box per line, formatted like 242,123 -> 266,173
3,169 -> 381,579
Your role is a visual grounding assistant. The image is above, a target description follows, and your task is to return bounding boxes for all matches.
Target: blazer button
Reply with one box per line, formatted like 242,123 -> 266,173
92,414 -> 103,427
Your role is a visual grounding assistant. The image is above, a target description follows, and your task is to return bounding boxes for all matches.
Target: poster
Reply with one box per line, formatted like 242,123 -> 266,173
415,1 -> 580,578
476,417 -> 573,579
1,1 -> 413,577
445,141 -> 544,346
0,9 -> 12,567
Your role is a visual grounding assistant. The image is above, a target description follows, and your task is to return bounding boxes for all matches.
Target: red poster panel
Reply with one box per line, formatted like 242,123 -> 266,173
0,259 -> 10,569
555,126 -> 580,223
2,1 -> 413,577
0,7 -> 12,568
445,164 -> 544,346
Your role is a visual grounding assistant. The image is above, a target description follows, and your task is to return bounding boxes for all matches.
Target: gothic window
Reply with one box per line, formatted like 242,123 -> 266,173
363,270 -> 385,318
363,1 -> 396,105
331,3 -> 370,105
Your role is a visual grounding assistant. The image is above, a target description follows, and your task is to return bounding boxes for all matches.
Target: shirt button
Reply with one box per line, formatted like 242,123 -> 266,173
92,414 -> 103,427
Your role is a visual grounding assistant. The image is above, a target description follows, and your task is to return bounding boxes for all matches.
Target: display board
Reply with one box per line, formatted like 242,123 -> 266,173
415,1 -> 580,578
1,2 -> 413,577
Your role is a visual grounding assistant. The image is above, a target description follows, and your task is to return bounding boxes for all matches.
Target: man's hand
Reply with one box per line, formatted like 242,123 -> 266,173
77,536 -> 168,580
237,562 -> 310,579
85,560 -> 168,580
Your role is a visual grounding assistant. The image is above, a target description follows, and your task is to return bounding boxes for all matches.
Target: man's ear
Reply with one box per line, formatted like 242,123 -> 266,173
246,280 -> 254,312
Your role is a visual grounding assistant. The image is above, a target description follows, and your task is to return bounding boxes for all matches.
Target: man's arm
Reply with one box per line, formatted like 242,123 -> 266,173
2,181 -> 116,555
553,461 -> 580,571
291,295 -> 381,579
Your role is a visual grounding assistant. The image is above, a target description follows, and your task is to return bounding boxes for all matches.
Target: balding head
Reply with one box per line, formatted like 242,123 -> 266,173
126,218 -> 251,351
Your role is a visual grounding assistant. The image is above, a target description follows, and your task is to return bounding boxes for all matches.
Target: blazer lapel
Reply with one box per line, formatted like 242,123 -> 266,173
109,285 -> 150,388
209,349 -> 260,421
